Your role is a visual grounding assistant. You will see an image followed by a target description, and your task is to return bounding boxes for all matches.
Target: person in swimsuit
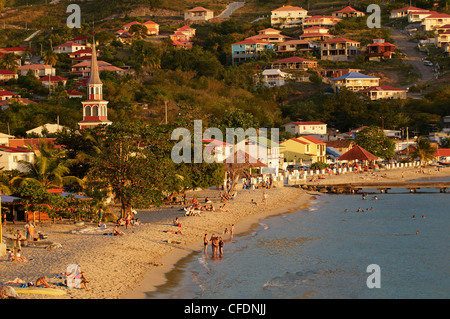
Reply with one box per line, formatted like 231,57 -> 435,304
218,237 -> 224,256
210,234 -> 219,257
203,234 -> 209,254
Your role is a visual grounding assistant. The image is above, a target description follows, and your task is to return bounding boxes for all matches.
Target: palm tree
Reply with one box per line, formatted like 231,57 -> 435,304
0,53 -> 20,72
409,137 -> 437,166
10,141 -> 83,189
42,49 -> 58,66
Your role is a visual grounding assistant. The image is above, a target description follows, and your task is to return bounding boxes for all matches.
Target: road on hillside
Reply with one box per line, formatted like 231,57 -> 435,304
389,27 -> 436,87
217,1 -> 246,18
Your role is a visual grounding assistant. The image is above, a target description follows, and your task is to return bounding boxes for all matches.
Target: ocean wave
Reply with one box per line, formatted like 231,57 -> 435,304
262,270 -> 319,289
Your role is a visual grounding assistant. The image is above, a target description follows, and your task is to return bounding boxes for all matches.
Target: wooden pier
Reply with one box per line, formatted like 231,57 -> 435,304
304,181 -> 450,194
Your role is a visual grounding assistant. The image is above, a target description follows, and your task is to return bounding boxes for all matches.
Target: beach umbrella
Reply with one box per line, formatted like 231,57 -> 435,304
338,145 -> 378,162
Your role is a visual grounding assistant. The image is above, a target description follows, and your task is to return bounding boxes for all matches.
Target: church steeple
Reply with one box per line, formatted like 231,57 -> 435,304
87,38 -> 103,101
78,36 -> 112,130
88,39 -> 102,86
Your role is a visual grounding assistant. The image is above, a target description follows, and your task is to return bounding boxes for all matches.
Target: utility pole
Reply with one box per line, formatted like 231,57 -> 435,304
164,101 -> 168,125
406,127 -> 409,156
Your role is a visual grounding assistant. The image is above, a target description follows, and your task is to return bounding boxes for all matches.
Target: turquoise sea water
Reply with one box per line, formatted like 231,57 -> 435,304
147,181 -> 450,299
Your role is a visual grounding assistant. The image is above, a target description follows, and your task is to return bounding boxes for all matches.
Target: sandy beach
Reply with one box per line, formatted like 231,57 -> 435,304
1,165 -> 449,299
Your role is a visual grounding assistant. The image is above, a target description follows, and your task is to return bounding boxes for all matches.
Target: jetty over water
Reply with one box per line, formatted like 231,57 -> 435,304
312,181 -> 450,194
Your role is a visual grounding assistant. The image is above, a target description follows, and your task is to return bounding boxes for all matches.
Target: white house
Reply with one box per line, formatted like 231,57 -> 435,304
26,124 -> 67,137
255,69 -> 291,88
236,136 -> 284,175
0,145 -> 34,172
54,42 -> 87,54
421,13 -> 450,31
390,6 -> 427,19
17,64 -> 55,78
270,5 -> 308,28
184,7 -> 214,22
358,85 -> 408,100
330,72 -> 380,92
0,132 -> 14,145
283,121 -> 327,137
202,139 -> 233,163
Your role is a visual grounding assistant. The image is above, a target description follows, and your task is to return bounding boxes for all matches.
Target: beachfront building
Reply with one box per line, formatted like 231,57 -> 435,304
389,6 -> 426,19
283,121 -> 327,137
299,26 -> 334,42
0,69 -> 18,82
247,28 -> 292,44
254,69 -> 291,88
231,39 -> 273,65
78,40 -> 112,130
330,72 -> 380,92
320,38 -> 361,61
365,39 -> 396,61
0,146 -> 34,172
421,13 -> 450,31
358,86 -> 408,100
202,139 -> 233,163
276,39 -> 312,54
17,64 -> 55,78
303,15 -> 342,28
184,7 -> 214,22
236,136 -> 284,175
434,148 -> 450,163
281,136 -> 326,163
331,6 -> 365,18
270,6 -> 308,28
271,56 -> 317,71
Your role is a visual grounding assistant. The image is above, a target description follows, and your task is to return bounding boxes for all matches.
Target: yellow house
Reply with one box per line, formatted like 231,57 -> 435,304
281,136 -> 326,163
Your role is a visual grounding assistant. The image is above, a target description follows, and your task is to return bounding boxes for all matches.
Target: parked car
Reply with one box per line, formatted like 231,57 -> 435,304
423,60 -> 433,66
286,165 -> 300,172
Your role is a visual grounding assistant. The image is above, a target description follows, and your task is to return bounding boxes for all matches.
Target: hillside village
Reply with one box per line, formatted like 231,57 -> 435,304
0,0 -> 450,203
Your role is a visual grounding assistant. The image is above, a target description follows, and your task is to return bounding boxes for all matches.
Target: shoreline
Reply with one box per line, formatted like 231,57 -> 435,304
121,190 -> 312,299
1,165 -> 449,299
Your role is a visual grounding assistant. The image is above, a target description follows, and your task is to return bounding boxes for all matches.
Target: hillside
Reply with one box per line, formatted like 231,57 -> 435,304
0,0 -> 449,138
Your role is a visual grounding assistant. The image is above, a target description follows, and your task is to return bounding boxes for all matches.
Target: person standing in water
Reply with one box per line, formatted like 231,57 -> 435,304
203,234 -> 209,254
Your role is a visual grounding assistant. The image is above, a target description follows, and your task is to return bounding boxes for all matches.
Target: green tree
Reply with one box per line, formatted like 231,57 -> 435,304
409,137 -> 437,166
0,53 -> 19,72
129,24 -> 148,40
131,40 -> 161,71
42,49 -> 58,66
87,120 -> 177,217
355,126 -> 395,159
10,141 -> 83,189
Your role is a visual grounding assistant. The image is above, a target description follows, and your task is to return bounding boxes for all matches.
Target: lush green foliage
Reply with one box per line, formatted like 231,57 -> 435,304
355,126 -> 396,159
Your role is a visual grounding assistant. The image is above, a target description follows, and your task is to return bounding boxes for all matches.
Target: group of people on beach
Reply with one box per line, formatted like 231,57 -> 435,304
203,232 -> 228,258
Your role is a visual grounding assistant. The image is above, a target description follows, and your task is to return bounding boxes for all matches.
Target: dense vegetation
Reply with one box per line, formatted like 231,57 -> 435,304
0,0 -> 449,138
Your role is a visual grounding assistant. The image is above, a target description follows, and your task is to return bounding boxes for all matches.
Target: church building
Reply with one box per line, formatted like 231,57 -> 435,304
78,40 -> 112,130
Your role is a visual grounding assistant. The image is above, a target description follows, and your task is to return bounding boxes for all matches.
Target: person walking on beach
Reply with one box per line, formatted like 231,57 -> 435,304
203,234 -> 209,254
